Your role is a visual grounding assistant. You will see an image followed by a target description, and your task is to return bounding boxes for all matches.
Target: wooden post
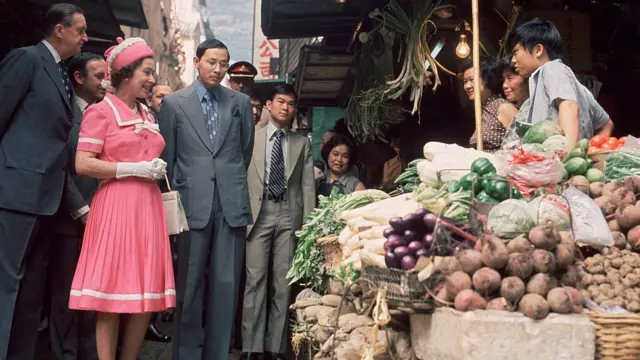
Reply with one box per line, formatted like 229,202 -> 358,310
472,0 -> 483,151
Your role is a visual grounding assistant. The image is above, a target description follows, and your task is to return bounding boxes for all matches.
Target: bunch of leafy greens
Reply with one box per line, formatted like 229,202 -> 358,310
287,189 -> 346,292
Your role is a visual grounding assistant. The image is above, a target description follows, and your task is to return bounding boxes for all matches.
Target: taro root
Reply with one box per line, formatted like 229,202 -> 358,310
531,249 -> 556,274
472,267 -> 501,296
507,236 -> 533,254
546,288 -> 573,314
501,276 -> 525,305
479,235 -> 509,270
445,271 -> 472,298
519,294 -> 550,320
505,253 -> 534,279
528,225 -> 558,251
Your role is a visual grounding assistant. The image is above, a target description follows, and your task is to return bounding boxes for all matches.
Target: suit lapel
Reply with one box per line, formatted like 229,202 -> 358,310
253,126 -> 267,183
287,133 -> 303,181
179,84 -> 214,154
38,43 -> 71,112
214,87 -> 235,156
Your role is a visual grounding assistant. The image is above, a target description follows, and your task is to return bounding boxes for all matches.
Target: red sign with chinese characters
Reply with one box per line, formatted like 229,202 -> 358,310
258,39 -> 278,79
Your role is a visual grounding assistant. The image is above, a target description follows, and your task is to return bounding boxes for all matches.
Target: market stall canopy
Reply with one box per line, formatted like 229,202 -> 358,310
108,0 -> 148,29
294,46 -> 354,107
261,0 -> 365,38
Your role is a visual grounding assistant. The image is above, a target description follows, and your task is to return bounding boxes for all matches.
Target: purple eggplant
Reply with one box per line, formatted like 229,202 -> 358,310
393,246 -> 410,258
386,234 -> 406,249
402,213 -> 421,229
423,234 -> 435,248
385,251 -> 400,269
404,229 -> 420,243
414,208 -> 429,219
389,217 -> 407,232
408,240 -> 425,255
416,248 -> 430,258
382,227 -> 397,238
423,213 -> 438,231
400,255 -> 417,270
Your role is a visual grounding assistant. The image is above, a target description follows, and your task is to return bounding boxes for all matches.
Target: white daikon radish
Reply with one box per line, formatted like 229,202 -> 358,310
340,194 -> 413,221
342,250 -> 361,266
363,238 -> 386,255
360,249 -> 387,268
346,217 -> 378,233
338,226 -> 354,245
358,226 -> 387,240
346,234 -> 361,250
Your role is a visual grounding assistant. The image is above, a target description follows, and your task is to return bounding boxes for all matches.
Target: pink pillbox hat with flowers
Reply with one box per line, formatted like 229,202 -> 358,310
102,37 -> 153,88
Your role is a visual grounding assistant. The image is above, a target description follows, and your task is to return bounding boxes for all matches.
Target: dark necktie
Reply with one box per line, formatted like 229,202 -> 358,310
203,91 -> 218,144
268,130 -> 286,197
58,61 -> 73,102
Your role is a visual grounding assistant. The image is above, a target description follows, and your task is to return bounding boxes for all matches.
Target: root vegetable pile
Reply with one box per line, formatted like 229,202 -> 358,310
577,247 -> 640,312
439,226 -> 583,319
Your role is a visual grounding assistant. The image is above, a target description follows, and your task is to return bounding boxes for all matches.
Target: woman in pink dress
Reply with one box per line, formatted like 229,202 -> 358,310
69,37 -> 176,360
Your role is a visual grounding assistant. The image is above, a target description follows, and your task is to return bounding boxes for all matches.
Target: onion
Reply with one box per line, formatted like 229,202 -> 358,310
389,217 -> 407,232
383,228 -> 397,238
408,241 -> 424,255
400,255 -> 417,270
385,251 -> 400,268
394,246 -> 410,258
423,213 -> 437,231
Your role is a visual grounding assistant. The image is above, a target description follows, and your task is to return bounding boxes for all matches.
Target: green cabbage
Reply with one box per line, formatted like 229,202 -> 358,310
527,195 -> 571,230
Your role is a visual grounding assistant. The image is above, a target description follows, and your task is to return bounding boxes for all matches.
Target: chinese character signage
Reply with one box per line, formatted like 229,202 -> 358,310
253,0 -> 279,80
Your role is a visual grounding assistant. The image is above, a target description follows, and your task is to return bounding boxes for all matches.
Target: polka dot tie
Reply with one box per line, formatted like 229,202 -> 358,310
203,91 -> 218,145
58,61 -> 73,102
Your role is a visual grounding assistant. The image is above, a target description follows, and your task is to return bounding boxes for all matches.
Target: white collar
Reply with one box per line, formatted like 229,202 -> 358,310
267,121 -> 289,140
42,40 -> 62,63
75,96 -> 90,112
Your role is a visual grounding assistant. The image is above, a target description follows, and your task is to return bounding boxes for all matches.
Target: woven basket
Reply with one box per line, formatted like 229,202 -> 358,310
316,235 -> 344,295
360,265 -> 427,303
587,311 -> 640,360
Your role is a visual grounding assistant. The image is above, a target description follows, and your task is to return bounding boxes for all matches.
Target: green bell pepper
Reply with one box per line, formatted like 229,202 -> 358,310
476,190 -> 499,203
471,158 -> 497,176
444,180 -> 461,193
511,187 -> 522,199
479,172 -> 497,190
486,177 -> 510,202
459,172 -> 479,191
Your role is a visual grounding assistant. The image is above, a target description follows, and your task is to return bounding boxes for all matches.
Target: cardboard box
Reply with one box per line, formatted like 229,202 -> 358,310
410,308 -> 595,360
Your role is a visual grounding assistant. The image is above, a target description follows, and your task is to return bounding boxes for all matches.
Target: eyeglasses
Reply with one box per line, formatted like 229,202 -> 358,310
206,60 -> 230,69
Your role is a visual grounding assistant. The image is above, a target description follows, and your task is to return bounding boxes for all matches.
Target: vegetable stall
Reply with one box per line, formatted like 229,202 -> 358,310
288,129 -> 640,360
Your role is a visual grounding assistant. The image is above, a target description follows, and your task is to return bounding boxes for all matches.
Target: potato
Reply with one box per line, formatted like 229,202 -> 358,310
581,273 -> 594,286
528,225 -> 558,251
505,253 -> 533,279
622,176 -> 640,194
479,235 -> 509,270
610,187 -> 636,207
594,196 -> 617,216
472,267 -> 501,296
602,182 -> 623,198
560,265 -> 581,288
531,249 -> 556,273
615,204 -> 640,231
519,294 -> 550,320
507,236 -> 533,254
589,182 -> 605,198
454,289 -> 487,311
627,225 -> 640,251
501,276 -> 525,304
445,271 -> 472,298
563,286 -> 584,306
547,288 -> 573,314
456,249 -> 483,275
555,244 -> 575,271
527,273 -> 555,297
486,297 -> 510,311
569,176 -> 590,195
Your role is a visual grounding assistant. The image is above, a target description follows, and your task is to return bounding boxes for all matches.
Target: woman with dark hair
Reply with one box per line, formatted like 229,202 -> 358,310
317,134 -> 365,197
70,37 -> 175,360
499,58 -> 532,149
459,56 -> 519,152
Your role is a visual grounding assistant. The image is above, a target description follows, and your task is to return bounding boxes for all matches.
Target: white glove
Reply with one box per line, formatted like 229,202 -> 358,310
116,158 -> 167,180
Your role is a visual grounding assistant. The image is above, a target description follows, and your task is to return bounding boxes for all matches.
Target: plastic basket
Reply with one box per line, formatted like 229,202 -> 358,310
587,311 -> 640,360
360,265 -> 427,303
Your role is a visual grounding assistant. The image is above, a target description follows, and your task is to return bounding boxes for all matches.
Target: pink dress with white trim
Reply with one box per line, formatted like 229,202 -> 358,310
69,93 -> 176,313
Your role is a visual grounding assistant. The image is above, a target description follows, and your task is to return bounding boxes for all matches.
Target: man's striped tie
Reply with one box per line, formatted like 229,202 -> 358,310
268,130 -> 286,197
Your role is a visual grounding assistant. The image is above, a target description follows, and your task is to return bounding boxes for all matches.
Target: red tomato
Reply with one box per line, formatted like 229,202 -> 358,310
587,146 -> 600,155
619,136 -> 628,144
606,137 -> 619,146
590,135 -> 607,147
601,142 -> 615,151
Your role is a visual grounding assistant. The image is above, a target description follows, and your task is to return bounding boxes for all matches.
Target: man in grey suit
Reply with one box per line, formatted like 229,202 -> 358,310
159,39 -> 255,360
242,84 -> 315,360
48,52 -> 105,360
0,4 -> 88,359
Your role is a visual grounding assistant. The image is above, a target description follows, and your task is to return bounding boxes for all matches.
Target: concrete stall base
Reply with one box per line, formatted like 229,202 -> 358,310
410,308 -> 595,360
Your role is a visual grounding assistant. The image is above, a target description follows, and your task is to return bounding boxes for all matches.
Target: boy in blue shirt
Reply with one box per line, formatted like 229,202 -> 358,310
510,18 -> 613,145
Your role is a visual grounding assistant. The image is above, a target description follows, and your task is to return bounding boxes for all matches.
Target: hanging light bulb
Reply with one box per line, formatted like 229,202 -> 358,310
456,34 -> 471,59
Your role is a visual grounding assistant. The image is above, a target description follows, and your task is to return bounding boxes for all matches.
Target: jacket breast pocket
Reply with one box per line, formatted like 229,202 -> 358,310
172,178 -> 193,217
3,154 -> 47,207
6,154 -> 47,173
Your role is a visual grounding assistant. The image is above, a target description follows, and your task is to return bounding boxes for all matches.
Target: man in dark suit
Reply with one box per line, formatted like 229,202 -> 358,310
159,39 -> 254,360
0,4 -> 88,359
47,52 -> 105,360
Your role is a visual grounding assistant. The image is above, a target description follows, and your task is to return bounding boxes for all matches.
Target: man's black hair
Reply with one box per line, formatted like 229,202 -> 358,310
148,83 -> 172,97
196,39 -> 229,60
43,3 -> 84,37
240,87 -> 261,101
330,118 -> 350,136
67,52 -> 103,86
509,18 -> 563,61
268,84 -> 297,102
458,55 -> 504,95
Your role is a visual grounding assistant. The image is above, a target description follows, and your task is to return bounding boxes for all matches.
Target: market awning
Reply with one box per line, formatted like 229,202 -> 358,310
294,46 -> 354,107
108,0 -> 148,29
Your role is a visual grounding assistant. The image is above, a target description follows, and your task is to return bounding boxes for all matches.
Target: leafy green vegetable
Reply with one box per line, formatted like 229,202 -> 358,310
604,150 -> 640,182
522,120 -> 563,144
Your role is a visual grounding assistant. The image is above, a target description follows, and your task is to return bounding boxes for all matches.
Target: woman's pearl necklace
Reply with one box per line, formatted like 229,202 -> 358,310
130,105 -> 138,114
